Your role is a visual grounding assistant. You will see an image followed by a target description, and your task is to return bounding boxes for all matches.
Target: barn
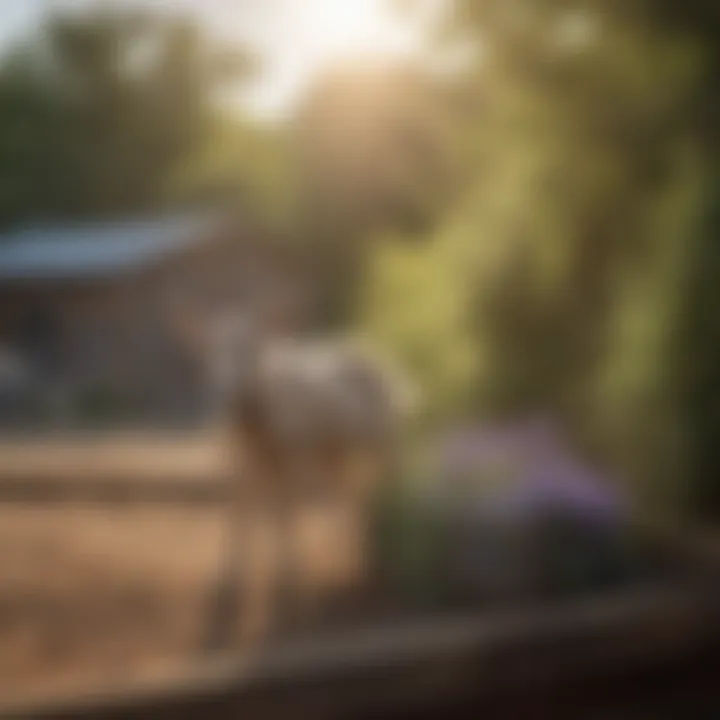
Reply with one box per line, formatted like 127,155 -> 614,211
0,212 -> 292,428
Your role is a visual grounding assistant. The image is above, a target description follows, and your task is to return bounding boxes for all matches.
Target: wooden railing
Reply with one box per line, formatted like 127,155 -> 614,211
4,580 -> 720,719
0,435 -> 718,718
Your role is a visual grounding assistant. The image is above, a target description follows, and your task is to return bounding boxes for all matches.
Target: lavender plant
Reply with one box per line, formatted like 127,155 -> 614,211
373,417 -> 645,608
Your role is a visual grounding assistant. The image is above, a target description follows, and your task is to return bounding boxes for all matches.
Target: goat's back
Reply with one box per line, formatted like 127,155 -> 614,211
250,338 -> 414,448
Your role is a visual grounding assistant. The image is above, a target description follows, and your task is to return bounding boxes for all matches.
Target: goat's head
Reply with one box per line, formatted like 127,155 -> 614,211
164,288 -> 262,395
166,275 -> 305,391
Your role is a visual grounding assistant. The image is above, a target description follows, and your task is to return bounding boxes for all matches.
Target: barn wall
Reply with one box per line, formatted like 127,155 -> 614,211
0,225 -> 300,429
0,279 -> 200,427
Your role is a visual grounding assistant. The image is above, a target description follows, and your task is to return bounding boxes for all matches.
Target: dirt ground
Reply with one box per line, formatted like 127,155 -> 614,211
0,503 -> 371,704
0,506 -> 215,702
0,433 -> 373,705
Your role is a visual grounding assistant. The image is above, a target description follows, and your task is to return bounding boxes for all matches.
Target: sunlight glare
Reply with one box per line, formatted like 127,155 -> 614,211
305,0 -> 418,62
212,0 -> 441,118
237,0 -> 432,118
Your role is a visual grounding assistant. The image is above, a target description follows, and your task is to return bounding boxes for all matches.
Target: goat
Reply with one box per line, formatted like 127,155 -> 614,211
173,302 -> 417,649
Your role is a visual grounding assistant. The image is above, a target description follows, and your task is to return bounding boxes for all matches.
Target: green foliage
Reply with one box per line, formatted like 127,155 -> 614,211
360,226 -> 481,420
360,0 -> 719,519
291,64 -> 466,329
682,179 -> 720,517
0,6 -> 252,227
173,112 -> 296,229
370,473 -> 450,606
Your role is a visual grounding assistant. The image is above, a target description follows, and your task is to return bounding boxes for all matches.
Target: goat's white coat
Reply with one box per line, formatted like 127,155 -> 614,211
178,307 -> 417,647
202,310 -> 418,445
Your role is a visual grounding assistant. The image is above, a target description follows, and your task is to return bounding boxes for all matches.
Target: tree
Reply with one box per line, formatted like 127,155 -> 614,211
0,6 -> 252,227
290,62 -> 465,328
361,0 -> 716,518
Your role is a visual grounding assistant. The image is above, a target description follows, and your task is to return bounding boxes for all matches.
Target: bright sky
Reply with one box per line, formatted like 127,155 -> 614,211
0,0 -> 442,119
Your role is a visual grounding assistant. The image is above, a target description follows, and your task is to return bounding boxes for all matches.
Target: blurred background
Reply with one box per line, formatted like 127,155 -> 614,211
0,0 -> 718,710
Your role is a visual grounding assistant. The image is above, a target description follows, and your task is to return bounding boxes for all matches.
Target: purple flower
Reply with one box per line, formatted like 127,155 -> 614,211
435,417 -> 627,525
515,458 -> 625,522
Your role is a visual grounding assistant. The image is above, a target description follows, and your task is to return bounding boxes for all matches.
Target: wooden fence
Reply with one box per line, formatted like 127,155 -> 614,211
3,580 -> 720,719
0,434 -> 719,718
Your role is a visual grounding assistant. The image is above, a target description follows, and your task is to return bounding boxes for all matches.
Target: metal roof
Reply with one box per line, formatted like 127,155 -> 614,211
0,213 -> 225,283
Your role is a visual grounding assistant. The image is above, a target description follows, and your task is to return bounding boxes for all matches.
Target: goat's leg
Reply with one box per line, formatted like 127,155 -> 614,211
201,439 -> 263,653
271,493 -> 303,634
201,504 -> 243,652
271,453 -> 320,635
328,450 -> 378,615
332,442 -> 401,618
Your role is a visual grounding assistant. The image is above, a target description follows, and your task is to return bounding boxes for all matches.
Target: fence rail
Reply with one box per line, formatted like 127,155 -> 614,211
1,435 -> 718,717
0,474 -> 224,505
4,582 -> 720,719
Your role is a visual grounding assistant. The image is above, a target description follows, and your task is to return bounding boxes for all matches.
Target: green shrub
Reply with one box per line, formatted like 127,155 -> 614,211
371,475 -> 451,608
370,472 -> 662,609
